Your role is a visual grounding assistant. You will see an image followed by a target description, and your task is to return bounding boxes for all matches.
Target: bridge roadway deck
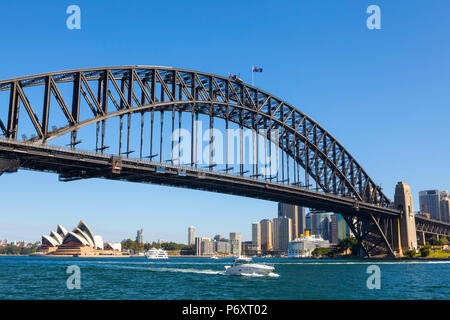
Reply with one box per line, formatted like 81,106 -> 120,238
0,139 -> 401,218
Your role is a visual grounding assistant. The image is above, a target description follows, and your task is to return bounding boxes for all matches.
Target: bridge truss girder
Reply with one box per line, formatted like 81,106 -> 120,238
415,216 -> 450,238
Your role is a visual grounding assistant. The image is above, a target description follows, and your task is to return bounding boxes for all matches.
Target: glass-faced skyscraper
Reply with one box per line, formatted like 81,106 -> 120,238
440,195 -> 450,223
419,190 -> 441,220
310,210 -> 331,240
278,203 -> 306,239
330,214 -> 351,243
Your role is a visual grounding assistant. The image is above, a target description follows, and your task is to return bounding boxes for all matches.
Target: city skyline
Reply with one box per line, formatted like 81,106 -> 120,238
2,186 -> 449,244
1,1 -> 450,244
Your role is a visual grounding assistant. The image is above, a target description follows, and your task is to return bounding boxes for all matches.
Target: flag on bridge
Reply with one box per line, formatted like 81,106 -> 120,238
251,66 -> 263,86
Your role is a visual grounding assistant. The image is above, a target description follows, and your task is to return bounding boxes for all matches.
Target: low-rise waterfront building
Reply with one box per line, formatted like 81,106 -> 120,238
215,239 -> 230,254
242,243 -> 261,256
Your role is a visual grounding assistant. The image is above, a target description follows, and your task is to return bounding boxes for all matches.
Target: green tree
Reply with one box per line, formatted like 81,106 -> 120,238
429,236 -> 440,246
420,245 -> 431,257
121,238 -> 138,251
439,237 -> 448,246
335,237 -> 360,256
180,244 -> 195,255
405,249 -> 416,258
6,245 -> 20,255
312,247 -> 332,257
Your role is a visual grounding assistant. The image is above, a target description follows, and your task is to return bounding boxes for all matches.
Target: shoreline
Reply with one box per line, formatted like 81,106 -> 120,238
0,254 -> 448,260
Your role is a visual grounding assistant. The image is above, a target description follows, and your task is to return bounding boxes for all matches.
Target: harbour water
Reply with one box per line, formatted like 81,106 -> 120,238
0,256 -> 448,300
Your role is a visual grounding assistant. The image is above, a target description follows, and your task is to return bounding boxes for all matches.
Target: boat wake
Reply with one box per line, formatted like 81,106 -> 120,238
239,272 -> 280,278
150,267 -> 224,275
111,264 -> 279,277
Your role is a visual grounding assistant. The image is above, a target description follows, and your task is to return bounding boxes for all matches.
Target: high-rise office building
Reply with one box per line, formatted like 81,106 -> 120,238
311,211 -> 331,240
338,214 -> 351,240
330,214 -> 350,244
440,195 -> 450,223
419,190 -> 441,220
195,237 -> 214,256
252,222 -> 261,250
136,229 -> 144,244
188,226 -> 195,245
322,215 -> 331,241
305,214 -> 311,232
272,216 -> 292,253
330,214 -> 338,244
278,203 -> 305,239
260,219 -> 273,251
298,206 -> 306,236
229,232 -> 242,256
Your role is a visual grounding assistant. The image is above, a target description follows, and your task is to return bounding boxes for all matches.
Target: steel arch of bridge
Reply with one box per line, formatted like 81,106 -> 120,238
0,66 -> 397,257
0,66 -> 390,205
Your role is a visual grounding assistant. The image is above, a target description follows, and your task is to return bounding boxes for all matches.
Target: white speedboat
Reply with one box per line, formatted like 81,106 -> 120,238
211,255 -> 219,260
145,248 -> 168,259
224,256 -> 274,276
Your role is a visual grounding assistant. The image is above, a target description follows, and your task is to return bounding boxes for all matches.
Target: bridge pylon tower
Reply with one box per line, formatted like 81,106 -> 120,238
392,181 -> 418,255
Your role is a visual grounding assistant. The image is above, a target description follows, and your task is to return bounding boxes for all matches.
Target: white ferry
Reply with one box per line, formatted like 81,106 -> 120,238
145,248 -> 168,259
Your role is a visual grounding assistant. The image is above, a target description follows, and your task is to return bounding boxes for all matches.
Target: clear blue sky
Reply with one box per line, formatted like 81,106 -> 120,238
1,0 -> 449,244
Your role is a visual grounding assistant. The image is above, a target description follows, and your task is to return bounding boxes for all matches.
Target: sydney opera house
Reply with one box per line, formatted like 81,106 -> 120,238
39,221 -> 122,257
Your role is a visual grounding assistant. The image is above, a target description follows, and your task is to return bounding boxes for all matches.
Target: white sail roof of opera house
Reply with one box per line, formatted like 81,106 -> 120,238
63,231 -> 91,246
94,235 -> 104,250
104,242 -> 122,251
76,221 -> 96,245
41,221 -> 110,250
41,224 -> 70,247
57,225 -> 68,237
41,235 -> 59,247
50,231 -> 63,245
72,227 -> 95,247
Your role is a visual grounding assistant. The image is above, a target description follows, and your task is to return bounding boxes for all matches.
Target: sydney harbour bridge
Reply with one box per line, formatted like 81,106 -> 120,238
0,66 -> 448,258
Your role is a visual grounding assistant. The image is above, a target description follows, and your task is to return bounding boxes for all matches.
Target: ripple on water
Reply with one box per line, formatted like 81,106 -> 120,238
0,256 -> 448,299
